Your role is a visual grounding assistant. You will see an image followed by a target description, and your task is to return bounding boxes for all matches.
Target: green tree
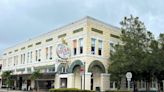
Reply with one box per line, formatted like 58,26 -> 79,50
109,15 -> 154,91
30,70 -> 42,92
2,71 -> 13,91
147,33 -> 164,92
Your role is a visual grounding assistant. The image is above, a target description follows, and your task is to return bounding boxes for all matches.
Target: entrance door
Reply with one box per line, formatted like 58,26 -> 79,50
60,78 -> 67,88
91,74 -> 93,90
27,80 -> 31,90
19,77 -> 22,90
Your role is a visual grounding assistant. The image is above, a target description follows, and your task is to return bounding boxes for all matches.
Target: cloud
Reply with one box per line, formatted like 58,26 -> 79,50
0,0 -> 164,53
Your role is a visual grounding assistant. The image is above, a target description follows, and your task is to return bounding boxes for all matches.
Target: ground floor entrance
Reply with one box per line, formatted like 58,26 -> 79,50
60,78 -> 67,88
6,73 -> 55,91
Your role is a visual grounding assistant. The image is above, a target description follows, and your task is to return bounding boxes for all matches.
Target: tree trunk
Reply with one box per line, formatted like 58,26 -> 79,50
37,80 -> 39,92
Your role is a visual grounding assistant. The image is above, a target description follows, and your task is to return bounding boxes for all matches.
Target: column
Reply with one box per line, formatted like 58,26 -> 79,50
81,72 -> 92,90
67,73 -> 74,88
100,73 -> 110,91
14,80 -> 16,88
31,80 -> 35,90
55,74 -> 60,88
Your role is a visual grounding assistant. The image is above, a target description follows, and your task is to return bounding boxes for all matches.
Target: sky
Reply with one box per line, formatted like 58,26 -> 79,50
0,0 -> 164,54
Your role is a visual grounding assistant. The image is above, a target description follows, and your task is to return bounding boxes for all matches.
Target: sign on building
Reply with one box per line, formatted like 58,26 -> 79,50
56,44 -> 70,60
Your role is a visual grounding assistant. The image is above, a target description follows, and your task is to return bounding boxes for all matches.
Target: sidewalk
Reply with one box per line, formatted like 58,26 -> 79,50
0,88 -> 48,92
0,88 -> 32,92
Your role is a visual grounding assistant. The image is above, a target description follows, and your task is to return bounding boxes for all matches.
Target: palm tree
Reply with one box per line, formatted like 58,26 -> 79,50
30,70 -> 42,92
1,71 -> 12,92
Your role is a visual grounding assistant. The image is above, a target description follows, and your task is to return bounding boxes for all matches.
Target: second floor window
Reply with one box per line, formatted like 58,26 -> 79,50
91,38 -> 96,55
14,55 -> 18,66
3,59 -> 6,67
79,38 -> 83,54
73,40 -> 77,55
109,42 -> 115,53
30,51 -> 33,63
46,46 -> 53,60
27,51 -> 33,63
98,40 -> 102,55
35,49 -> 41,62
27,52 -> 30,63
35,50 -> 38,61
8,57 -> 12,66
50,46 -> 53,59
21,54 -> 25,64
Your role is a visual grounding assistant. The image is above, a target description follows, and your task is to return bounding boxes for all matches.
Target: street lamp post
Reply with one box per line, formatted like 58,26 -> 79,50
83,62 -> 85,90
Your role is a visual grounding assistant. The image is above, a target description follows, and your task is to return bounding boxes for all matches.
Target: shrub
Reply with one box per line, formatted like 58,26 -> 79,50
49,88 -> 95,92
105,90 -> 132,92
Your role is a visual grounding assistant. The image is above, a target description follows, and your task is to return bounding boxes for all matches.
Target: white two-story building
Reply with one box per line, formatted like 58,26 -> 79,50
0,16 -> 121,91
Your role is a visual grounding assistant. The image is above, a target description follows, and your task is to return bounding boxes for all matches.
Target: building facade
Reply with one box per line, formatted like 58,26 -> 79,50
1,16 -> 121,91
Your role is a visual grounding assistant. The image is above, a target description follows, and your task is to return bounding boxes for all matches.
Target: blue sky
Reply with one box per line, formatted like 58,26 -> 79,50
0,0 -> 164,53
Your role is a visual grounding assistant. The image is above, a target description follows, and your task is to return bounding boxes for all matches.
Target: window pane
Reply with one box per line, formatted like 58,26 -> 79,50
91,38 -> 96,54
91,38 -> 96,46
98,40 -> 102,48
46,47 -> 48,59
73,40 -> 77,55
79,38 -> 83,54
50,46 -> 53,59
73,40 -> 77,48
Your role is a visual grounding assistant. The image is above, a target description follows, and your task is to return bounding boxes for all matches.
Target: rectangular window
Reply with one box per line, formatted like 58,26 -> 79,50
91,28 -> 103,34
8,57 -> 12,66
20,54 -> 25,64
14,56 -> 17,66
21,47 -> 25,50
35,50 -> 38,62
98,40 -> 102,55
27,52 -> 30,63
3,59 -> 6,67
46,46 -> 53,60
79,38 -> 83,54
73,28 -> 83,34
23,54 -> 25,64
30,51 -> 33,63
36,42 -> 41,45
15,49 -> 18,52
110,42 -> 114,53
50,46 -> 53,59
73,40 -> 77,55
110,82 -> 114,88
46,47 -> 48,59
21,54 -> 23,64
28,44 -> 33,48
91,38 -> 96,55
110,34 -> 120,39
38,49 -> 41,61
58,33 -> 66,38
46,38 -> 53,42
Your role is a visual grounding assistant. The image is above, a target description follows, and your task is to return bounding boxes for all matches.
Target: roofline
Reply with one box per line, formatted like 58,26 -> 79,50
2,16 -> 120,52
